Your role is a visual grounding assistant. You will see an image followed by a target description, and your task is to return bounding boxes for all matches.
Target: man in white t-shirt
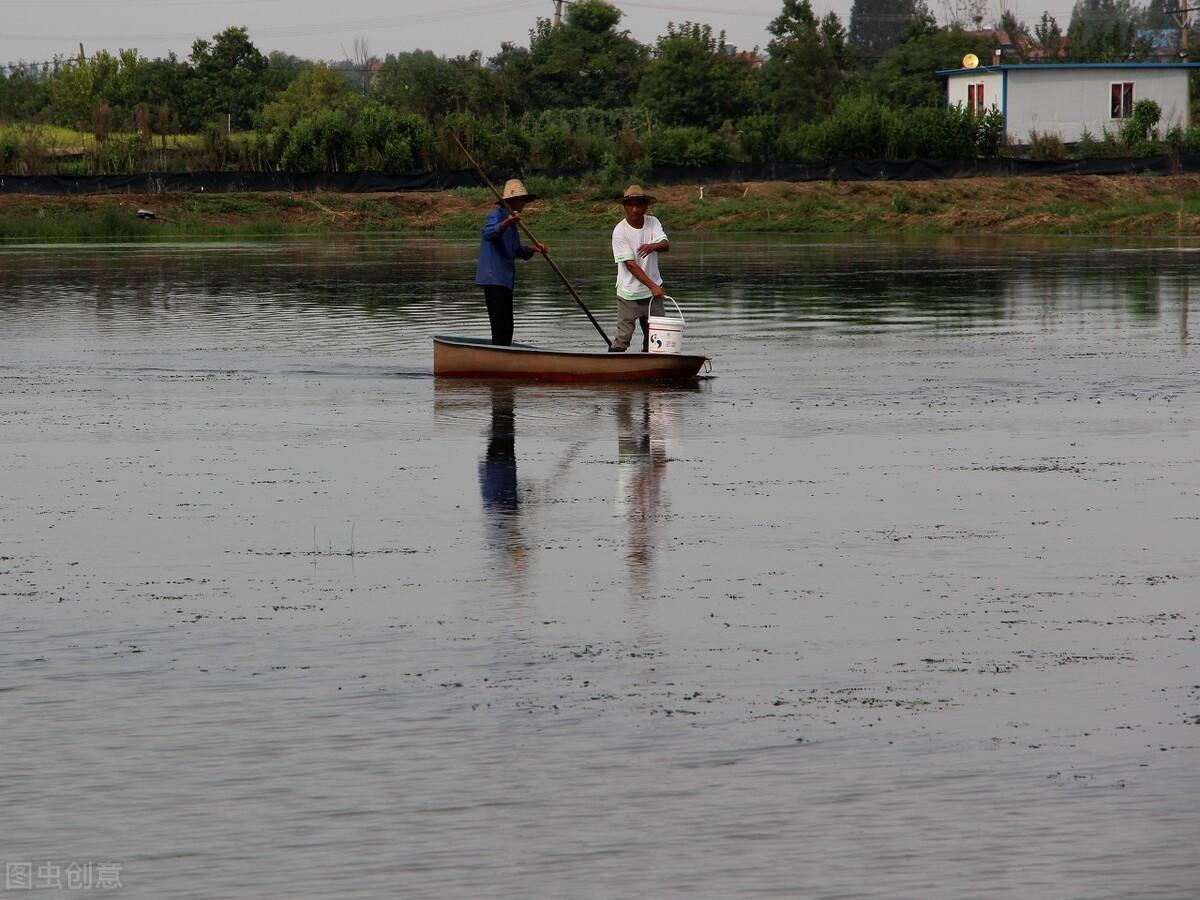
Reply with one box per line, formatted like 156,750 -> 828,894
610,185 -> 669,352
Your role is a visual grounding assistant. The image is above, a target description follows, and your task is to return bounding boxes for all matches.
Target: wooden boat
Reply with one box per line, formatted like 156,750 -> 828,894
433,335 -> 709,382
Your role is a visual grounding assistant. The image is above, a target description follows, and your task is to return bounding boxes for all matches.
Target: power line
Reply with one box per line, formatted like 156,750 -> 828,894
0,0 -> 542,43
621,1 -> 782,17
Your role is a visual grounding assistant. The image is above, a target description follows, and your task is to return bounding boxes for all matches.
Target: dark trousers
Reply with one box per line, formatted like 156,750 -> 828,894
482,285 -> 514,346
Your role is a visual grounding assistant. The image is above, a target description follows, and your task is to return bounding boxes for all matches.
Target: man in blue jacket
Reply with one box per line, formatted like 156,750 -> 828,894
475,179 -> 546,346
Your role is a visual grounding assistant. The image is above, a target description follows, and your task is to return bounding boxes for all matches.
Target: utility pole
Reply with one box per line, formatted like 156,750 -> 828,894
1176,0 -> 1190,57
78,43 -> 86,63
553,0 -> 567,28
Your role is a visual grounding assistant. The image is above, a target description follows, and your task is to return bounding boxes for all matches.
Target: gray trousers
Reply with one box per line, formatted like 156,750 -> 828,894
612,296 -> 664,351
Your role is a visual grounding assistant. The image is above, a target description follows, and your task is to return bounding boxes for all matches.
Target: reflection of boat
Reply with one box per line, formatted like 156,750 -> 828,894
433,335 -> 708,382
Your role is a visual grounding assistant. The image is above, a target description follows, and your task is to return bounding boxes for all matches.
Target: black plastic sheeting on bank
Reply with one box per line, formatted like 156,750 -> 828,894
3,155 -> 1200,195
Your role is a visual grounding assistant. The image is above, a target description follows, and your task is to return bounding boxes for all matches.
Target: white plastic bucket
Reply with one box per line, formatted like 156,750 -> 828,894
647,296 -> 685,354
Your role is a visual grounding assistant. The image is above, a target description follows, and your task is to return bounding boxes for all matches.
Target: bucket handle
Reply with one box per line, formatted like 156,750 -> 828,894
659,295 -> 684,324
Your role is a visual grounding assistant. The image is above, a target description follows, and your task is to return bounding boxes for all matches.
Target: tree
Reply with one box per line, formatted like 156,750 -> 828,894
1034,12 -> 1065,59
260,63 -> 353,130
636,22 -> 759,128
373,50 -> 472,122
762,0 -> 851,124
47,51 -> 121,129
264,51 -> 306,94
1066,0 -> 1151,61
520,0 -> 647,110
186,26 -> 268,129
872,22 -> 996,109
849,0 -> 920,60
0,67 -> 52,122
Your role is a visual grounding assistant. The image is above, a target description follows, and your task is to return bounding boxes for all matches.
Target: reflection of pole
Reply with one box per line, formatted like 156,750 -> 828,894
1182,274 -> 1190,347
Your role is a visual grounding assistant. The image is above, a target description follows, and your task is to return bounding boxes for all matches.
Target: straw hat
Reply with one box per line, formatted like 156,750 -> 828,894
619,184 -> 656,204
500,178 -> 537,203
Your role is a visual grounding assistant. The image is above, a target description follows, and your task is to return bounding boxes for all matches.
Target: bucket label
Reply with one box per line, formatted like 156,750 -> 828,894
648,325 -> 682,354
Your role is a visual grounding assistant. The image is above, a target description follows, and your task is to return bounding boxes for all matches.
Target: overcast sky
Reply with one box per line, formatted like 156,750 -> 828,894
0,0 -> 1076,67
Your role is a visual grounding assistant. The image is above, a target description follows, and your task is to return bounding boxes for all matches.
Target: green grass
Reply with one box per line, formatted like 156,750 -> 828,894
9,178 -> 1200,240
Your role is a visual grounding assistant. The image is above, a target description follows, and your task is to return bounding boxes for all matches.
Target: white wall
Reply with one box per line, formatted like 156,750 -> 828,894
946,70 -> 1003,113
1003,68 -> 1191,144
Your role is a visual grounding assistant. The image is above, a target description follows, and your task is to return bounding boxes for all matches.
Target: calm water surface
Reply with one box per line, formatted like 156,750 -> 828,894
1,234 -> 1198,898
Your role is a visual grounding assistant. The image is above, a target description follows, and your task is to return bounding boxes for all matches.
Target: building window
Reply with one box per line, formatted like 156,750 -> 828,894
967,82 -> 985,114
1111,82 -> 1134,119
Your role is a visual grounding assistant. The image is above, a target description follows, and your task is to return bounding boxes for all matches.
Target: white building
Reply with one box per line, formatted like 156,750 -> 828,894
938,63 -> 1200,144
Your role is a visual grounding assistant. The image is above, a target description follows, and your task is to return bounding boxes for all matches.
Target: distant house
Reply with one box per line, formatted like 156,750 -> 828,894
938,63 -> 1200,144
1137,29 -> 1181,61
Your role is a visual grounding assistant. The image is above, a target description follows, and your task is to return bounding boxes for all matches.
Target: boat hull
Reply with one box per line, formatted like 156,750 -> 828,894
433,336 -> 708,382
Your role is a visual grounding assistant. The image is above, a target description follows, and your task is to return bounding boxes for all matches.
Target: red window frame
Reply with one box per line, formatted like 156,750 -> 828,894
967,82 -> 985,114
1110,82 -> 1134,119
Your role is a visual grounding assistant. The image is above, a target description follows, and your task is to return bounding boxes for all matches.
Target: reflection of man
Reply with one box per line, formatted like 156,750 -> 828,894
616,392 -> 667,587
480,386 -> 518,511
479,386 -> 526,579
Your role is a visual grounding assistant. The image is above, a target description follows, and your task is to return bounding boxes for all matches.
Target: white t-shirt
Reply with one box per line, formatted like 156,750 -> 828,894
612,215 -> 668,301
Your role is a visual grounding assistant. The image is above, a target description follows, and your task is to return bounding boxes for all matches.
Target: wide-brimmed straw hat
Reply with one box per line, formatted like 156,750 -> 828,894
619,184 -> 656,204
499,178 -> 537,203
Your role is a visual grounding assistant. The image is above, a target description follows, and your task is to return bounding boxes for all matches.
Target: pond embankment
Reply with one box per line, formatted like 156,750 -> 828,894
5,174 -> 1200,239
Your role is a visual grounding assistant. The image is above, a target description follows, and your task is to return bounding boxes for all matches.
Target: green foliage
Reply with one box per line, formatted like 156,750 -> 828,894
261,64 -> 351,129
1075,128 -> 1100,158
1066,0 -> 1151,61
636,22 -> 758,128
353,102 -> 430,171
736,114 -> 780,162
0,5 -> 1187,176
644,126 -> 734,167
48,51 -> 122,129
569,0 -> 623,33
594,151 -> 625,196
532,120 -> 570,169
976,108 -> 1004,156
1034,13 -> 1065,60
872,25 -> 995,109
492,123 -> 534,172
820,93 -> 888,159
763,0 -> 850,125
517,2 -> 648,111
1027,130 -> 1068,160
0,67 -> 52,121
1120,98 -> 1161,147
777,97 -> 997,161
1164,124 -> 1200,153
187,27 -> 268,129
373,51 -> 472,121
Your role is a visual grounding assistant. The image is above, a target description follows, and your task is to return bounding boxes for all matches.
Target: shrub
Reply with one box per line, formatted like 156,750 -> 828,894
1075,128 -> 1100,159
1027,129 -> 1067,161
822,94 -> 889,160
632,154 -> 653,182
976,108 -> 1004,156
533,121 -> 569,169
735,114 -> 779,163
1164,124 -> 1185,155
644,126 -> 733,167
491,123 -> 533,173
594,151 -> 624,196
1120,99 -> 1161,148
0,132 -> 18,174
776,120 -> 830,163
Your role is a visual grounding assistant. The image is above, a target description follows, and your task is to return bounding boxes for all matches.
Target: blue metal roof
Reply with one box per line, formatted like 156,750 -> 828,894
938,62 -> 1200,76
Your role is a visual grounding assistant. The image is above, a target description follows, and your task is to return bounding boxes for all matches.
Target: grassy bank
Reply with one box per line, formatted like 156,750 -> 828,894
6,175 -> 1200,240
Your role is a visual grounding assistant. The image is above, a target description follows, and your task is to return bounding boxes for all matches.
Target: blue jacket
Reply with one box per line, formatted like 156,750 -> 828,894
475,206 -> 534,289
